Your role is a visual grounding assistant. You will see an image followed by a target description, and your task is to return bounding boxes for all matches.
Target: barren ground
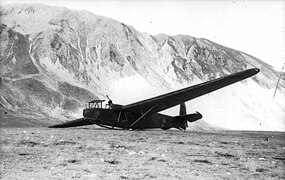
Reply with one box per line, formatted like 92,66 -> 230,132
0,126 -> 284,179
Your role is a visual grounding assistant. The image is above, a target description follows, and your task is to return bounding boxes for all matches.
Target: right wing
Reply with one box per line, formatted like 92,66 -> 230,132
121,68 -> 260,114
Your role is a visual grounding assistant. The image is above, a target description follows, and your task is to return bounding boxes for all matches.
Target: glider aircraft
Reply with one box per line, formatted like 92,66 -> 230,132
49,68 -> 260,130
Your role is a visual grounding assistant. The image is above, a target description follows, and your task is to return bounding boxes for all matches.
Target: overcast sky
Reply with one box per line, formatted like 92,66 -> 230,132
2,0 -> 285,70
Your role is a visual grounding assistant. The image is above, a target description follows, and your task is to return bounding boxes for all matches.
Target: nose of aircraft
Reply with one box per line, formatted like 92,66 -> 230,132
83,108 -> 92,117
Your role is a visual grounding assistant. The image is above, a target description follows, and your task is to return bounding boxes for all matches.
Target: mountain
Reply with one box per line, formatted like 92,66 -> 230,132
0,3 -> 284,130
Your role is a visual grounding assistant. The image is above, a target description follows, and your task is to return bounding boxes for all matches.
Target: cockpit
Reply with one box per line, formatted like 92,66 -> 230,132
86,96 -> 122,110
87,100 -> 112,109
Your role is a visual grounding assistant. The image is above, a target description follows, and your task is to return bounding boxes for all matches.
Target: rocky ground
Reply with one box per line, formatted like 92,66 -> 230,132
1,126 -> 284,179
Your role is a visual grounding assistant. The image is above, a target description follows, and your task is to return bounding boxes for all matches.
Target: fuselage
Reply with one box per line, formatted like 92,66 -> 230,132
83,107 -> 182,129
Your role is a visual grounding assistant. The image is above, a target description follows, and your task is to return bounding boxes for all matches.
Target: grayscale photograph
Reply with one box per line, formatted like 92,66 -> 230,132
0,0 -> 284,179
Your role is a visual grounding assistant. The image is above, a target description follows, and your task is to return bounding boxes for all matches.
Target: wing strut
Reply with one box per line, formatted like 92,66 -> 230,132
130,106 -> 156,128
117,111 -> 121,122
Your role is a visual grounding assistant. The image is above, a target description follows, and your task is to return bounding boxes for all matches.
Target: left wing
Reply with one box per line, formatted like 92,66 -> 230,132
121,68 -> 259,114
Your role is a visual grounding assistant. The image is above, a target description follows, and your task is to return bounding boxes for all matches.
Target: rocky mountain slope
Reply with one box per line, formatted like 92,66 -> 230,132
0,3 -> 284,130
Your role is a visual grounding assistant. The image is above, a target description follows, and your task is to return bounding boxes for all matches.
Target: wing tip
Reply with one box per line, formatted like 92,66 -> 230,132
253,68 -> 260,73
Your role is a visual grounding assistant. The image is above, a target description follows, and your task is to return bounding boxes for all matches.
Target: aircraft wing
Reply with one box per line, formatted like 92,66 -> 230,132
121,68 -> 259,115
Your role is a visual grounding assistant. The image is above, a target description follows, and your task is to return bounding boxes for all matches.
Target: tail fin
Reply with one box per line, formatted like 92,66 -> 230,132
178,103 -> 188,129
179,102 -> 186,116
174,103 -> 202,130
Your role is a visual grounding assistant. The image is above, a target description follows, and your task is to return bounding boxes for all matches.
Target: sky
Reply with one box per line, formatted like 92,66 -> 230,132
1,0 -> 285,70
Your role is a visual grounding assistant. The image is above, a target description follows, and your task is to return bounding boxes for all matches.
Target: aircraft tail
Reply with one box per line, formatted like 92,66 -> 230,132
179,102 -> 187,116
180,103 -> 188,129
174,103 -> 202,130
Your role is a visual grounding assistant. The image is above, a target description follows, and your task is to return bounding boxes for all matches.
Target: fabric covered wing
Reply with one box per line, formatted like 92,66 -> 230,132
122,68 -> 259,114
49,118 -> 96,128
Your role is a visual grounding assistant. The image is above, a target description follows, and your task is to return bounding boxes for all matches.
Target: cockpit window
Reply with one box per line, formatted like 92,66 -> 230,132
87,100 -> 112,109
88,100 -> 104,109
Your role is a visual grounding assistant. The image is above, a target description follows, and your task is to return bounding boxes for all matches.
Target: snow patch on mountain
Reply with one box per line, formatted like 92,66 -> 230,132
108,75 -> 165,105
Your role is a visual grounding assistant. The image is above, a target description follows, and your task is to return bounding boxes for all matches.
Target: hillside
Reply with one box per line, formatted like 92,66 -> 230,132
0,3 -> 284,131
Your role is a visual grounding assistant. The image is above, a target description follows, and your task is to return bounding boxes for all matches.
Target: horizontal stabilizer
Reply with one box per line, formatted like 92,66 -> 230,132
175,111 -> 202,123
